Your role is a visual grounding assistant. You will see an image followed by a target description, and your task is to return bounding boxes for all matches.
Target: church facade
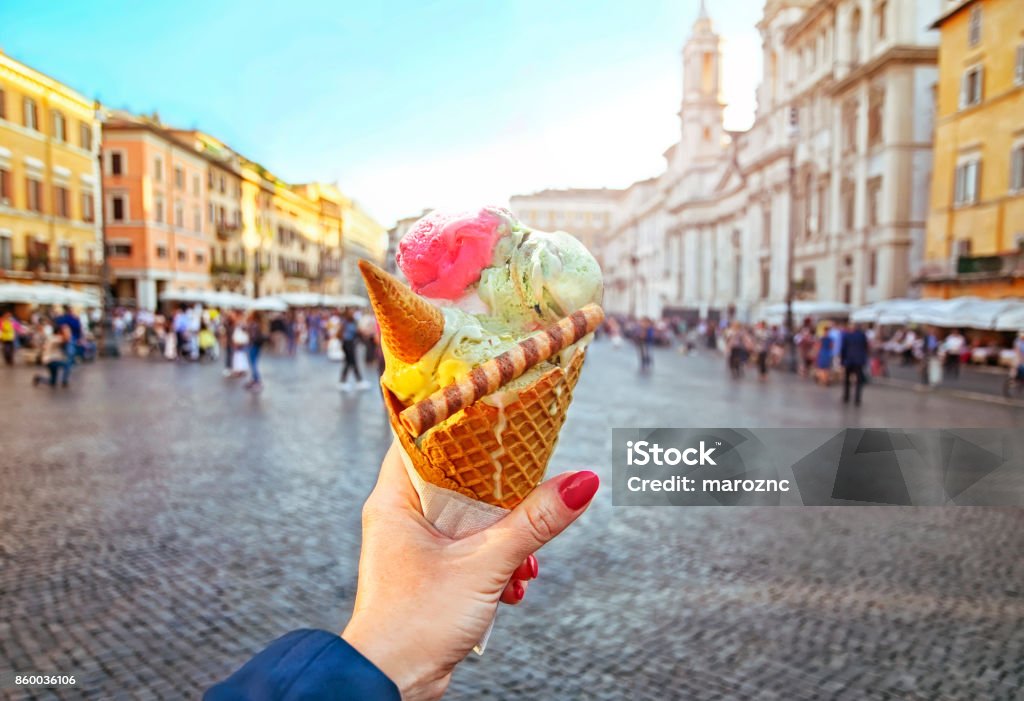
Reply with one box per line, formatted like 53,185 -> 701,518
601,0 -> 940,323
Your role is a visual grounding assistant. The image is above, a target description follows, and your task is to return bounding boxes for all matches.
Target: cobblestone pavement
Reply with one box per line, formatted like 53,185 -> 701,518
2,342 -> 1023,700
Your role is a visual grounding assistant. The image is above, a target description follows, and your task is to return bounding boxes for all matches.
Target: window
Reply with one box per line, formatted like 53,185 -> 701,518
79,121 -> 92,150
177,248 -> 187,263
0,88 -> 6,120
954,239 -> 972,258
208,170 -> 214,188
760,264 -> 770,299
219,174 -> 226,194
26,177 -> 43,212
174,166 -> 184,189
867,85 -> 884,147
850,8 -> 862,65
960,66 -> 984,108
154,156 -> 163,182
194,250 -> 205,265
802,266 -> 817,292
192,174 -> 200,196
842,180 -> 856,230
174,200 -> 183,228
108,243 -> 132,257
53,185 -> 69,218
51,110 -> 66,142
968,5 -> 981,48
156,244 -> 168,259
869,251 -> 878,287
867,176 -> 883,226
817,179 -> 829,235
842,99 -> 858,153
0,236 -> 10,269
109,151 -> 123,175
1010,144 -> 1024,193
0,168 -> 10,205
193,209 -> 200,232
23,97 -> 38,130
111,195 -> 126,221
1016,45 -> 1024,86
154,196 -> 164,223
81,191 -> 94,222
762,207 -> 771,247
843,283 -> 852,305
208,202 -> 214,223
954,159 -> 981,205
874,1 -> 887,41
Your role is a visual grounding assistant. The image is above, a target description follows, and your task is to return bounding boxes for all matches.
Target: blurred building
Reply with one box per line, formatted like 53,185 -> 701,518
102,112 -> 215,309
0,50 -> 103,296
169,130 -> 246,293
918,0 -> 1024,298
339,197 -> 387,296
293,182 -> 345,295
601,0 -> 940,321
509,189 -> 624,270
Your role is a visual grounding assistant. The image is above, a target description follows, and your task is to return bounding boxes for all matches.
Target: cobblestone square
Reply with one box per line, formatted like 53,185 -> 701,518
2,343 -> 1023,700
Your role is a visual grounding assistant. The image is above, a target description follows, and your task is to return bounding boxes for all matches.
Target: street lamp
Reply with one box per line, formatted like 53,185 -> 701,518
629,253 -> 640,318
94,100 -> 119,357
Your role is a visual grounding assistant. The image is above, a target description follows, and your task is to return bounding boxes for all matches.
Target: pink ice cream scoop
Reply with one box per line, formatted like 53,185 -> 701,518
397,207 -> 508,300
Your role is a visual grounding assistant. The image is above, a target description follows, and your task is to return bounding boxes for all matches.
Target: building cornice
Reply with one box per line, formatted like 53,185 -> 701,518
930,0 -> 981,30
827,46 -> 939,95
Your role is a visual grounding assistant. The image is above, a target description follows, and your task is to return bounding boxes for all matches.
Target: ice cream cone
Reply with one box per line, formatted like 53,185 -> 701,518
382,348 -> 586,510
358,260 -> 444,364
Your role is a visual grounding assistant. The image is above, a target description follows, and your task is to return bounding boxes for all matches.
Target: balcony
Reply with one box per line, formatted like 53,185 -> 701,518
216,222 -> 241,240
2,256 -> 102,283
210,261 -> 248,278
916,252 -> 1024,283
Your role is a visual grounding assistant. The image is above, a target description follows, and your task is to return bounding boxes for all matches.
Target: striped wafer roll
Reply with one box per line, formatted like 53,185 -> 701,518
398,303 -> 604,437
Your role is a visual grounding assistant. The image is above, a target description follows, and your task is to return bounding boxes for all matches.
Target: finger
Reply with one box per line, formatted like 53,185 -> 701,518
511,554 -> 539,581
367,440 -> 421,512
471,470 -> 599,573
500,579 -> 528,605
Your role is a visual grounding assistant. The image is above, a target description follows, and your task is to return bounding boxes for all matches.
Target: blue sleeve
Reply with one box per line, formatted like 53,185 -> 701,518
205,629 -> 400,701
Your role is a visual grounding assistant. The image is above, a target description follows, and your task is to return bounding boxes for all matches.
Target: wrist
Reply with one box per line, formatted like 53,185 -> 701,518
342,616 -> 447,701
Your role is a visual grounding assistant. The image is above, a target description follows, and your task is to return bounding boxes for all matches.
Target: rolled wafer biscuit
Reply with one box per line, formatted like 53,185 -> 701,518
398,303 -> 604,437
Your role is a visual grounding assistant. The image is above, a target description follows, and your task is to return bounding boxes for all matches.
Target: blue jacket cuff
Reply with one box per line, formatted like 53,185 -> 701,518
205,629 -> 400,700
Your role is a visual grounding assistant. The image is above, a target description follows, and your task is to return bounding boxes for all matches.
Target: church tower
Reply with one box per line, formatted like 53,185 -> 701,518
677,0 -> 726,171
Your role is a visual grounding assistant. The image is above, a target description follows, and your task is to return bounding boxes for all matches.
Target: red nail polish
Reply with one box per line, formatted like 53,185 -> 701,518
527,554 -> 539,580
513,580 -> 525,602
559,471 -> 599,510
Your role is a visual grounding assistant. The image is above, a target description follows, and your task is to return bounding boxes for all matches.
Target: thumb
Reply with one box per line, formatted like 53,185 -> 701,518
472,470 -> 600,573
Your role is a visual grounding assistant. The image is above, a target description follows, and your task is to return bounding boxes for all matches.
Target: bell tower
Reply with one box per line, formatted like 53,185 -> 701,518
677,0 -> 725,171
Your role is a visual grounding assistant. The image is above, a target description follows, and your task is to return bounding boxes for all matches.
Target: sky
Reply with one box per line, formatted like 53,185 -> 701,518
0,0 -> 764,227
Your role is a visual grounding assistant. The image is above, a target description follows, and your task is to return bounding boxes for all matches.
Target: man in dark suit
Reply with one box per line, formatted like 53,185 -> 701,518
843,323 -> 868,405
841,322 -> 870,405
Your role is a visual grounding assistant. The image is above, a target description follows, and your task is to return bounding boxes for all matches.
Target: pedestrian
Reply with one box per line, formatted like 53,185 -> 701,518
635,318 -> 654,371
230,320 -> 250,378
339,310 -> 368,391
754,321 -> 771,381
726,322 -> 749,379
32,323 -> 72,388
245,311 -> 268,392
941,329 -> 965,380
795,323 -> 815,377
53,306 -> 82,362
815,324 -> 834,386
222,309 -> 236,377
841,322 -> 869,406
360,313 -> 379,372
1,310 -> 21,366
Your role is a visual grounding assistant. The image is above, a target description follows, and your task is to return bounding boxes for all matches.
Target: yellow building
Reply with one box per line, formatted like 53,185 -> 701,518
0,50 -> 103,295
920,0 -> 1024,298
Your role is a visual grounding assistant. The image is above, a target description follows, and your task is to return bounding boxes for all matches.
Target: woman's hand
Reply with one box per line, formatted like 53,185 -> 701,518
342,442 -> 599,701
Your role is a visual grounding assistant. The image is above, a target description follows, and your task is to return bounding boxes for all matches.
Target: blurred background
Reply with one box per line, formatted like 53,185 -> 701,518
2,1 -> 1023,699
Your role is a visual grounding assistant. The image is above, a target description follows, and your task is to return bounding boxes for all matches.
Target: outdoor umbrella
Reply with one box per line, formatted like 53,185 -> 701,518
249,297 -> 288,312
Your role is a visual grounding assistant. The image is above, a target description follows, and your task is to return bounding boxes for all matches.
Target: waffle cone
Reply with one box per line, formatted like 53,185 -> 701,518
359,260 -> 444,364
383,349 -> 586,510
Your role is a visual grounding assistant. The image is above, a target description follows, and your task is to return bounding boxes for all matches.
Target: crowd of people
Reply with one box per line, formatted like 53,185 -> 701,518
600,312 -> 1024,406
1,303 -> 384,393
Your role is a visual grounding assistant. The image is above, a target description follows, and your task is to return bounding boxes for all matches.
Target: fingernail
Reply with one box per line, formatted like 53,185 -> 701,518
559,471 -> 600,510
513,580 -> 525,602
527,554 -> 539,580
